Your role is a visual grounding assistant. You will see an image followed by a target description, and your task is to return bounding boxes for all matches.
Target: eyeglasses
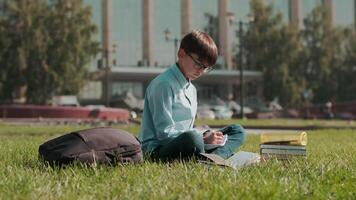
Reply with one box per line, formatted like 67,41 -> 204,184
186,53 -> 213,73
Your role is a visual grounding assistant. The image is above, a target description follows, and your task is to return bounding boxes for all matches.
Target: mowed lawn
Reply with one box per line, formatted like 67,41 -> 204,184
0,123 -> 355,199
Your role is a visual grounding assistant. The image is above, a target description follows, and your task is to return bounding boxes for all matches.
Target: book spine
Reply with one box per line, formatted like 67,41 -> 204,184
261,148 -> 306,155
260,144 -> 306,150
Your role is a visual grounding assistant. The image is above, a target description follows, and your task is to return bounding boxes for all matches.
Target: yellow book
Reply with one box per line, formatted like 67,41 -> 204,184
260,132 -> 307,146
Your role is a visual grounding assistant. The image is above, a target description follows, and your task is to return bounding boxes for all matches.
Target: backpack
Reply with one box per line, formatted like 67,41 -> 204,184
38,127 -> 143,166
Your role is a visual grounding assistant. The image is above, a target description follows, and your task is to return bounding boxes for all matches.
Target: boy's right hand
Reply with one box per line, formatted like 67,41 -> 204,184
203,131 -> 224,144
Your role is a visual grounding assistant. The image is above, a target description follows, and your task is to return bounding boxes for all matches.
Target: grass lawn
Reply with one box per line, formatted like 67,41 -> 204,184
0,123 -> 355,199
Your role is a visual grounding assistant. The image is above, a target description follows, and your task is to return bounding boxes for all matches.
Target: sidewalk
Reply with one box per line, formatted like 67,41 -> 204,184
245,128 -> 301,134
209,124 -> 356,131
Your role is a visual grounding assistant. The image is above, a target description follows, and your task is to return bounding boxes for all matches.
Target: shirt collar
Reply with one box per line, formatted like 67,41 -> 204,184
171,63 -> 191,89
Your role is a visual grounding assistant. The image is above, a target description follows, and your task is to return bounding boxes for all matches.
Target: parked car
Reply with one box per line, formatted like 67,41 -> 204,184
111,91 -> 144,112
227,100 -> 254,117
51,95 -> 79,107
197,105 -> 215,119
245,97 -> 272,113
211,105 -> 233,119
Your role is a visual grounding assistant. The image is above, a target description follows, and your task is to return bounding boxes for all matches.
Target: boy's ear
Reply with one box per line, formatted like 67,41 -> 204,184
177,49 -> 185,59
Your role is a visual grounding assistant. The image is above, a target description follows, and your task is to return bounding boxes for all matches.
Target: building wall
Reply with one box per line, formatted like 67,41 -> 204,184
81,0 -> 356,102
334,0 -> 354,26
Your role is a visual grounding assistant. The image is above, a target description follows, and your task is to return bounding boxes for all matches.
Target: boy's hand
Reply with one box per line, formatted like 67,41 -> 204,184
203,131 -> 224,144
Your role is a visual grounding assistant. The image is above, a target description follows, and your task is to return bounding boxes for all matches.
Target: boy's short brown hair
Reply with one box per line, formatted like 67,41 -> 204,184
179,30 -> 218,66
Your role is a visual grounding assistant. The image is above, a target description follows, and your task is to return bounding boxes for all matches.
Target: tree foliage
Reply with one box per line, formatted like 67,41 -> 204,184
301,5 -> 345,103
243,0 -> 303,106
201,0 -> 356,106
0,0 -> 99,104
337,29 -> 356,101
203,13 -> 219,47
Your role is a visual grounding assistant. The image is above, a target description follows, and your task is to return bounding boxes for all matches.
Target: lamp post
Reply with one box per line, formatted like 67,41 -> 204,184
238,20 -> 245,119
228,13 -> 254,119
104,49 -> 110,107
164,28 -> 180,62
101,44 -> 117,107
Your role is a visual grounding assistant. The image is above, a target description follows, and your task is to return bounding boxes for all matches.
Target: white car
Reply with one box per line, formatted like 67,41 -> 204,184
197,106 -> 215,119
212,105 -> 233,119
51,95 -> 79,107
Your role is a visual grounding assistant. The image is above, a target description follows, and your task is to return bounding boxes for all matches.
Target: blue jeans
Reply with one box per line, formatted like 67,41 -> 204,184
153,124 -> 245,161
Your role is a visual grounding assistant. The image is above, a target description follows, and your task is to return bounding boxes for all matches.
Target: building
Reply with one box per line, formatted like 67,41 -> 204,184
79,0 -> 356,106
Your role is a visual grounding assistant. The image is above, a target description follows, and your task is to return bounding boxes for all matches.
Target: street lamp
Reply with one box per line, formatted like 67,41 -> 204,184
164,28 -> 180,62
228,13 -> 254,119
100,44 -> 117,107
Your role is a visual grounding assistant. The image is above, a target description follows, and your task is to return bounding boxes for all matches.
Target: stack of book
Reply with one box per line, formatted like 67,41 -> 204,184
260,132 -> 307,160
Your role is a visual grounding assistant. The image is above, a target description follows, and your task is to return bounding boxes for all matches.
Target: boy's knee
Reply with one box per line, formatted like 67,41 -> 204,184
229,124 -> 246,143
230,124 -> 245,132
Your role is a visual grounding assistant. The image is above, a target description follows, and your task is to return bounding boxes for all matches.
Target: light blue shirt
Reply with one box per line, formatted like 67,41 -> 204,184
139,63 -> 199,152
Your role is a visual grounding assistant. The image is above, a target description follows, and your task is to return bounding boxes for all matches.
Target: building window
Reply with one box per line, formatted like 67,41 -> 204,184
111,82 -> 143,99
79,81 -> 102,99
334,0 -> 354,26
197,85 -> 216,100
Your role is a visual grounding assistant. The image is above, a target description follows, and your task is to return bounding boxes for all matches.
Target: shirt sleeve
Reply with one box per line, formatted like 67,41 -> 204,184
147,82 -> 197,143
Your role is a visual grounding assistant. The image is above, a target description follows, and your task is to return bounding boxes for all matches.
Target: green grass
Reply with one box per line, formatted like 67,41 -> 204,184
0,123 -> 355,199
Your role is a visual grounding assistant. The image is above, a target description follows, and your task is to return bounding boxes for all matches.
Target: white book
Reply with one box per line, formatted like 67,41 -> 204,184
226,151 -> 261,169
261,148 -> 306,155
260,144 -> 306,150
199,151 -> 260,169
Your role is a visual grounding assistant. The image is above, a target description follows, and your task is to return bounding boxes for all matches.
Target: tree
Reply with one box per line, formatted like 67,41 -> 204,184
301,5 -> 344,103
45,0 -> 100,96
0,0 -> 99,104
242,0 -> 303,106
0,0 -> 50,103
203,13 -> 225,69
203,13 -> 219,47
337,29 -> 356,101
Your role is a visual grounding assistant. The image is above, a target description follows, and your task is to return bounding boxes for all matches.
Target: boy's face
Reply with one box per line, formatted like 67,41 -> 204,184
178,49 -> 212,80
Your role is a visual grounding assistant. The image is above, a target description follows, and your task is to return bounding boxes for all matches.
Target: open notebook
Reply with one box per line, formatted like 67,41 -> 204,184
199,151 -> 261,169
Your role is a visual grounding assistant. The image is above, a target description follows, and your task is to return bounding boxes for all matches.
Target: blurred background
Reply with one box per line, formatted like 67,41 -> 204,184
0,0 -> 355,121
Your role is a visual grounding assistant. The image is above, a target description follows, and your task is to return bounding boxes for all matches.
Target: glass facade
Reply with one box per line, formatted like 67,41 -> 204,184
302,0 -> 320,18
83,0 -> 102,70
84,0 -> 142,68
113,0 -> 142,66
154,0 -> 181,66
267,0 -> 289,22
112,82 -> 143,98
334,0 -> 354,26
230,0 -> 251,50
83,0 -> 356,70
192,0 -> 218,29
80,81 -> 102,99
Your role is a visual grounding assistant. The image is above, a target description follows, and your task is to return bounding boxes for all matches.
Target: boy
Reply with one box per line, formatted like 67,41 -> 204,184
139,30 -> 245,161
